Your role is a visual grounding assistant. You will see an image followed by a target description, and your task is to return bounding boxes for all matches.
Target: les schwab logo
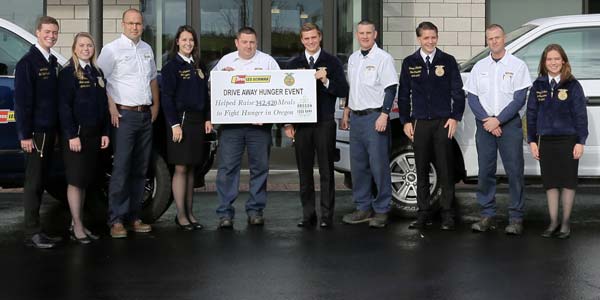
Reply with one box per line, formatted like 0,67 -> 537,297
231,75 -> 271,84
0,110 -> 15,123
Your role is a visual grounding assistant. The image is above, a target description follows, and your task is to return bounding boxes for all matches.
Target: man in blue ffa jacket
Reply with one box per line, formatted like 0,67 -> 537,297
284,23 -> 349,228
15,16 -> 63,249
398,22 -> 465,230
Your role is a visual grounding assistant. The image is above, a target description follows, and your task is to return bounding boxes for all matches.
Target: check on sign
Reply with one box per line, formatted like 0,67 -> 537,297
210,69 -> 317,124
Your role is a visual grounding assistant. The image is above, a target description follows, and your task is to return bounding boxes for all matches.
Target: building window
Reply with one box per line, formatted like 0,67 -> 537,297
0,0 -> 44,33
336,0 -> 382,65
142,0 -> 188,68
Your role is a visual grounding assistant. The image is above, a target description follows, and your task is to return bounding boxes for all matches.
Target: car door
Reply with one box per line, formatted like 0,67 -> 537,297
512,24 -> 600,177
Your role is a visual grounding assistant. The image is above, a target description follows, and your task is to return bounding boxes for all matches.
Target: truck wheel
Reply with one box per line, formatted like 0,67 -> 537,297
84,152 -> 172,224
389,145 -> 441,217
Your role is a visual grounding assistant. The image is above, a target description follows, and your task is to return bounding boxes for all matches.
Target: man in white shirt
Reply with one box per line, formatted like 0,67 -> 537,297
340,20 -> 398,228
97,8 -> 159,238
463,24 -> 532,235
213,27 -> 280,229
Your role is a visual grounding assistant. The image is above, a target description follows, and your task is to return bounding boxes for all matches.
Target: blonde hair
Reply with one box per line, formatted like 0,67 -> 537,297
70,32 -> 99,79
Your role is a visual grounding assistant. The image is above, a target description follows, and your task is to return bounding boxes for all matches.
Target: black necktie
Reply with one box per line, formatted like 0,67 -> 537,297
426,55 -> 431,75
84,64 -> 93,76
309,56 -> 315,69
550,78 -> 557,97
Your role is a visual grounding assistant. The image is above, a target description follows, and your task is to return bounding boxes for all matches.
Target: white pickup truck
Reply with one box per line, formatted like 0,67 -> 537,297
334,14 -> 600,215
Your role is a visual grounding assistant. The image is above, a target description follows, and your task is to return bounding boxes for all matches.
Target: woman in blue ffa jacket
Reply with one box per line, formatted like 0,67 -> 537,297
527,44 -> 588,239
58,32 -> 110,244
161,25 -> 212,231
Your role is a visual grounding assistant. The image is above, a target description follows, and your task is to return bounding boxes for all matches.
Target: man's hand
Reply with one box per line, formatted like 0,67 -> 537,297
444,118 -> 458,139
283,124 -> 295,139
483,117 -> 500,132
375,113 -> 388,132
150,79 -> 160,122
69,137 -> 82,153
491,127 -> 502,137
529,142 -> 539,160
403,123 -> 414,142
172,125 -> 183,143
205,121 -> 213,134
21,139 -> 34,153
341,107 -> 350,130
107,97 -> 121,128
573,143 -> 584,159
150,105 -> 159,122
315,68 -> 328,85
100,136 -> 110,149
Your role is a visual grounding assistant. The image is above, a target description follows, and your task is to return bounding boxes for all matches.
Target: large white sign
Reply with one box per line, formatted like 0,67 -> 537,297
210,69 -> 317,124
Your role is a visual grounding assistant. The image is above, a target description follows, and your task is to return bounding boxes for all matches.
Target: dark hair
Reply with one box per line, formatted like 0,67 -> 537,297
237,27 -> 257,38
416,21 -> 438,37
300,22 -> 321,37
169,25 -> 201,68
122,8 -> 143,22
357,19 -> 377,31
538,44 -> 574,81
485,24 -> 504,34
36,16 -> 59,31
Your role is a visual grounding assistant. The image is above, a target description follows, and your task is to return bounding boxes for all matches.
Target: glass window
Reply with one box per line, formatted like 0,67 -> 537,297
200,0 -> 253,69
336,0 -> 382,66
142,0 -> 187,69
513,27 -> 600,80
0,27 -> 32,76
488,0 -> 581,33
0,0 -> 43,33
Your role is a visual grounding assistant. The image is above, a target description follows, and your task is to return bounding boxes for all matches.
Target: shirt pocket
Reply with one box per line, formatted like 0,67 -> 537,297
477,72 -> 490,94
362,66 -> 378,86
117,54 -> 137,74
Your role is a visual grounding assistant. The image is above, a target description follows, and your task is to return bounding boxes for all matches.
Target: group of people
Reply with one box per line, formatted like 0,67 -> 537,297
15,9 -> 587,249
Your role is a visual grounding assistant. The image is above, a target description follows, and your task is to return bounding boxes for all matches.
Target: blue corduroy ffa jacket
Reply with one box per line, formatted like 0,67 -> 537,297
14,45 -> 59,140
398,48 -> 465,124
526,76 -> 588,144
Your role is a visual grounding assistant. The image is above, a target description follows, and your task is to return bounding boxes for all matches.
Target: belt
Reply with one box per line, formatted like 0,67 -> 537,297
352,108 -> 382,116
116,104 -> 151,112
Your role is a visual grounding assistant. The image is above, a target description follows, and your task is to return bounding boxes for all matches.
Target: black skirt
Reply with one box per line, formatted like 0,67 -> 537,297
167,111 -> 206,165
539,135 -> 579,189
63,126 -> 102,188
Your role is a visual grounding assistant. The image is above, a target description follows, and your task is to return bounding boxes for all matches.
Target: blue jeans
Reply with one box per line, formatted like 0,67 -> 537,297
475,116 -> 524,221
349,112 -> 391,214
216,125 -> 271,219
108,110 -> 153,225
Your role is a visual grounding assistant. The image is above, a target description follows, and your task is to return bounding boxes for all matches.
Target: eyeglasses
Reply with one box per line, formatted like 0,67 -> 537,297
124,22 -> 143,27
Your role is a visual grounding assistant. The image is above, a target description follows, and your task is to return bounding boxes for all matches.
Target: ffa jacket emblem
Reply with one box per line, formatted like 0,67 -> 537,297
197,69 -> 205,79
435,65 -> 445,77
557,89 -> 568,101
98,77 -> 105,88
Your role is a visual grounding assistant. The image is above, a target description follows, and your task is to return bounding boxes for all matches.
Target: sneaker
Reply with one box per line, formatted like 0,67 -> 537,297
248,215 -> 265,226
342,210 -> 373,224
110,223 -> 128,238
505,220 -> 524,235
471,217 -> 496,232
130,220 -> 152,233
369,213 -> 388,228
218,217 -> 233,229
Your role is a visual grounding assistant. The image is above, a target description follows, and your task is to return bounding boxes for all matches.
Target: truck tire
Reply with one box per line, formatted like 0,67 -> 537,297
389,145 -> 441,217
84,152 -> 172,224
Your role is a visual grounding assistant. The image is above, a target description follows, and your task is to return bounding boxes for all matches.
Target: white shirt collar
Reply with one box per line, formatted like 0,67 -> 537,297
35,43 -> 51,62
78,59 -> 91,69
420,48 -> 436,63
305,48 -> 321,65
178,52 -> 194,64
549,74 -> 561,85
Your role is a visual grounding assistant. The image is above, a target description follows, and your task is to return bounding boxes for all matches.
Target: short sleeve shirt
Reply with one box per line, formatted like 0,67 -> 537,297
97,34 -> 157,106
212,50 -> 280,71
347,44 -> 398,110
463,52 -> 531,116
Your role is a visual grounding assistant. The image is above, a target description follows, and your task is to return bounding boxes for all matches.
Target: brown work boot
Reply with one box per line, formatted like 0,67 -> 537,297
130,220 -> 152,233
110,223 -> 128,239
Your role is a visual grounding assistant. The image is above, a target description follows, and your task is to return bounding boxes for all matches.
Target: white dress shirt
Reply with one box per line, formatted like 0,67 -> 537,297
347,43 -> 398,110
212,50 -> 280,71
97,34 -> 157,106
35,43 -> 51,62
463,52 -> 531,116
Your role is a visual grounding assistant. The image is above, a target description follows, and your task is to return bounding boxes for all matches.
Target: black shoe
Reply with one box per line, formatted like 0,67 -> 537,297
218,217 -> 234,229
175,216 -> 194,231
70,231 -> 92,245
557,229 -> 571,239
297,216 -> 317,227
541,225 -> 560,238
440,217 -> 456,231
408,215 -> 432,230
248,215 -> 265,226
39,232 -> 63,243
189,221 -> 204,230
320,220 -> 332,228
25,233 -> 57,249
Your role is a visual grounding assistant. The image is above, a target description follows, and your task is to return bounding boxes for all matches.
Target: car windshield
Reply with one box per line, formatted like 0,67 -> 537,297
460,24 -> 538,72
